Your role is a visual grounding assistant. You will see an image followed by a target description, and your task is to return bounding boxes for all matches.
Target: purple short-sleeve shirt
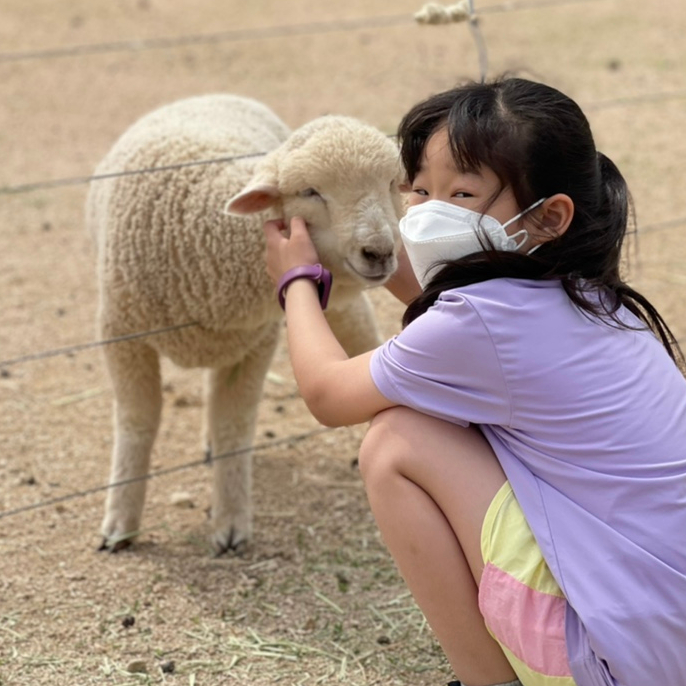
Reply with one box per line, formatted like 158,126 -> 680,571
370,278 -> 686,686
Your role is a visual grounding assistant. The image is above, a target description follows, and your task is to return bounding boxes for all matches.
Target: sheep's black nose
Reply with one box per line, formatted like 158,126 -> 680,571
361,248 -> 392,264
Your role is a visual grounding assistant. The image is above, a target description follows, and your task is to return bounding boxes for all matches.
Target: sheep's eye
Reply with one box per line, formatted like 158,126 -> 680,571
299,188 -> 322,199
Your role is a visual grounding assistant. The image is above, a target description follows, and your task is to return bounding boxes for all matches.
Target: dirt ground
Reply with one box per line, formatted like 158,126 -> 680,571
1,1 -> 685,684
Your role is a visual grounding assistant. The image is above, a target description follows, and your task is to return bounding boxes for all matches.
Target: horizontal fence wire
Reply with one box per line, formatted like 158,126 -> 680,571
584,89 -> 686,111
2,89 -> 686,197
0,0 -> 600,64
640,217 -> 686,236
0,426 -> 334,521
0,152 -> 266,196
0,322 -> 199,370
0,90 -> 686,196
1,213 -> 684,373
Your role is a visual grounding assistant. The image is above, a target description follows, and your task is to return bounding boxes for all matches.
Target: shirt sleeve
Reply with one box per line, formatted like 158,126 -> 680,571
370,290 -> 511,427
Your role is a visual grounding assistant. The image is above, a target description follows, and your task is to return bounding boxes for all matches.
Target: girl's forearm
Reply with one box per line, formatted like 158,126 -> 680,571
282,279 -> 349,417
281,277 -> 394,427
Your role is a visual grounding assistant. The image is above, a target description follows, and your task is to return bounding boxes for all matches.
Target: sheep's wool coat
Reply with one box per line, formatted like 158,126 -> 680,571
87,95 -> 291,369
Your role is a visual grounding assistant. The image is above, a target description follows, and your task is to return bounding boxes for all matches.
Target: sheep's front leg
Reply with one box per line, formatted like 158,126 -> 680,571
205,325 -> 280,555
326,292 -> 384,357
100,340 -> 162,552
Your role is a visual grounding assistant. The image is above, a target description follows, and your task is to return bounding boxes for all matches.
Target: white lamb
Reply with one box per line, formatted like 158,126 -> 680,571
86,94 -> 404,554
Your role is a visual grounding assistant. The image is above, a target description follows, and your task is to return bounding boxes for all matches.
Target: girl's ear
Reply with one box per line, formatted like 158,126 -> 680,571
539,193 -> 574,239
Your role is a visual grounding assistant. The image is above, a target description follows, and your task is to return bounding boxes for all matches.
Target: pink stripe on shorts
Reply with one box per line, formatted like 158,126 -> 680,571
479,482 -> 578,686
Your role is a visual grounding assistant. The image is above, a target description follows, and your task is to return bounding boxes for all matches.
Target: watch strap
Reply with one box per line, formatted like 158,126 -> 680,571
277,264 -> 333,310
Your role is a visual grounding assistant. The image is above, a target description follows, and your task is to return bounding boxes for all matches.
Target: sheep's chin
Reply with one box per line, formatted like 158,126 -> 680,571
343,259 -> 392,286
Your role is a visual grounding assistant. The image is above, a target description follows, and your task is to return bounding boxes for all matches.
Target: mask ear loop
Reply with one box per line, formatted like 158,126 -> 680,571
502,197 -> 547,254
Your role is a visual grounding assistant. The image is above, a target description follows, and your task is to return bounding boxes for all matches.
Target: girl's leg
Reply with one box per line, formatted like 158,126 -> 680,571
358,407 -> 516,686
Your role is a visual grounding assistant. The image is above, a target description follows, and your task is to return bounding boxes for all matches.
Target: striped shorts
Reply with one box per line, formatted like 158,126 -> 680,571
479,482 -> 578,686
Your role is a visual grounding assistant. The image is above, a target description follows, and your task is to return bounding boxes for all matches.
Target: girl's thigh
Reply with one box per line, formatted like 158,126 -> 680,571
361,408 -> 578,686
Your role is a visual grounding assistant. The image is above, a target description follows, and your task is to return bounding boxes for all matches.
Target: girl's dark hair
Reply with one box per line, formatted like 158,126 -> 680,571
399,77 -> 683,364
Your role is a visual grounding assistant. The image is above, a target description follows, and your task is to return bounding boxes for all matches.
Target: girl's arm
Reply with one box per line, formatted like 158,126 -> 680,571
263,217 -> 397,427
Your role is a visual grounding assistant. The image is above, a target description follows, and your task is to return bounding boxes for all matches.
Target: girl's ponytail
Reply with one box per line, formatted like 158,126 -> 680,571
596,151 -> 684,364
596,151 -> 629,256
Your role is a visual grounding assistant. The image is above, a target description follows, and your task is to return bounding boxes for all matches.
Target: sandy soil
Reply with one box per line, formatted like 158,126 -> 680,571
1,0 -> 685,684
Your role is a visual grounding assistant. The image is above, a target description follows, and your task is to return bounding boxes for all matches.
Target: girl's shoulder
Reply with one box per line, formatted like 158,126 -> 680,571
435,277 -> 599,340
437,277 -> 564,306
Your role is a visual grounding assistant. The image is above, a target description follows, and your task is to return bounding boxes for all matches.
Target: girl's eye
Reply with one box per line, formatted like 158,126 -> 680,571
452,191 -> 473,198
411,188 -> 428,196
299,188 -> 322,199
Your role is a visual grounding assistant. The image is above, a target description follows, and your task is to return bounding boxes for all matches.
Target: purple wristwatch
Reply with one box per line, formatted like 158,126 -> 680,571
277,264 -> 333,310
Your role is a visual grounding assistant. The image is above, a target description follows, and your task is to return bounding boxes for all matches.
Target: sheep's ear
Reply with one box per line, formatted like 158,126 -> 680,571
225,183 -> 281,215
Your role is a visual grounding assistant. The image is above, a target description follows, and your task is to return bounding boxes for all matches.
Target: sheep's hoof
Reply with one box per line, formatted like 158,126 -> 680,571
98,536 -> 133,553
212,527 -> 250,558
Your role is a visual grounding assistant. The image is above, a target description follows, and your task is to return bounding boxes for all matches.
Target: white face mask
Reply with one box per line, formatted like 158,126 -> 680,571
399,198 -> 546,287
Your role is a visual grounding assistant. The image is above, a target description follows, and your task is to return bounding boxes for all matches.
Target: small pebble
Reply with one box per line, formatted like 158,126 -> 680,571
122,615 -> 135,628
173,394 -> 201,408
160,661 -> 176,674
126,660 -> 148,674
170,491 -> 195,509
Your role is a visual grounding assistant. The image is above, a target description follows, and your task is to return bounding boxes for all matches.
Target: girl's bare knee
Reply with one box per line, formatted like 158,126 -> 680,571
359,407 -> 500,489
358,407 -> 415,484
358,407 -> 406,483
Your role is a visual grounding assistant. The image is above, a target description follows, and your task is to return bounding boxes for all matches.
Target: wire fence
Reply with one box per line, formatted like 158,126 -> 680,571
0,427 -> 333,521
1,0 -> 684,523
0,0 -> 598,64
0,203 -> 684,375
2,88 -> 686,197
0,152 -> 265,196
0,322 -> 199,370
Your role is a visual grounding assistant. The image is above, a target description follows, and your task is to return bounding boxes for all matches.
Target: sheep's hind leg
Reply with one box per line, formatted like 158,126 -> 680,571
205,326 -> 279,556
100,340 -> 162,552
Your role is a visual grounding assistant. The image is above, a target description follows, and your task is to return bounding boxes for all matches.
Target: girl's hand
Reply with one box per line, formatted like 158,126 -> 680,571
263,216 -> 321,284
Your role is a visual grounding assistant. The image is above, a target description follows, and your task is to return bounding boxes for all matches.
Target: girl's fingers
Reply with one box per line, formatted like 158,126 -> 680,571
289,217 -> 316,249
263,218 -> 285,238
289,216 -> 308,235
264,216 -> 319,271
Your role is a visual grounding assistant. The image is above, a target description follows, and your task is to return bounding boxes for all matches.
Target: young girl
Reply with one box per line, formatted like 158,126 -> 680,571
262,78 -> 686,686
